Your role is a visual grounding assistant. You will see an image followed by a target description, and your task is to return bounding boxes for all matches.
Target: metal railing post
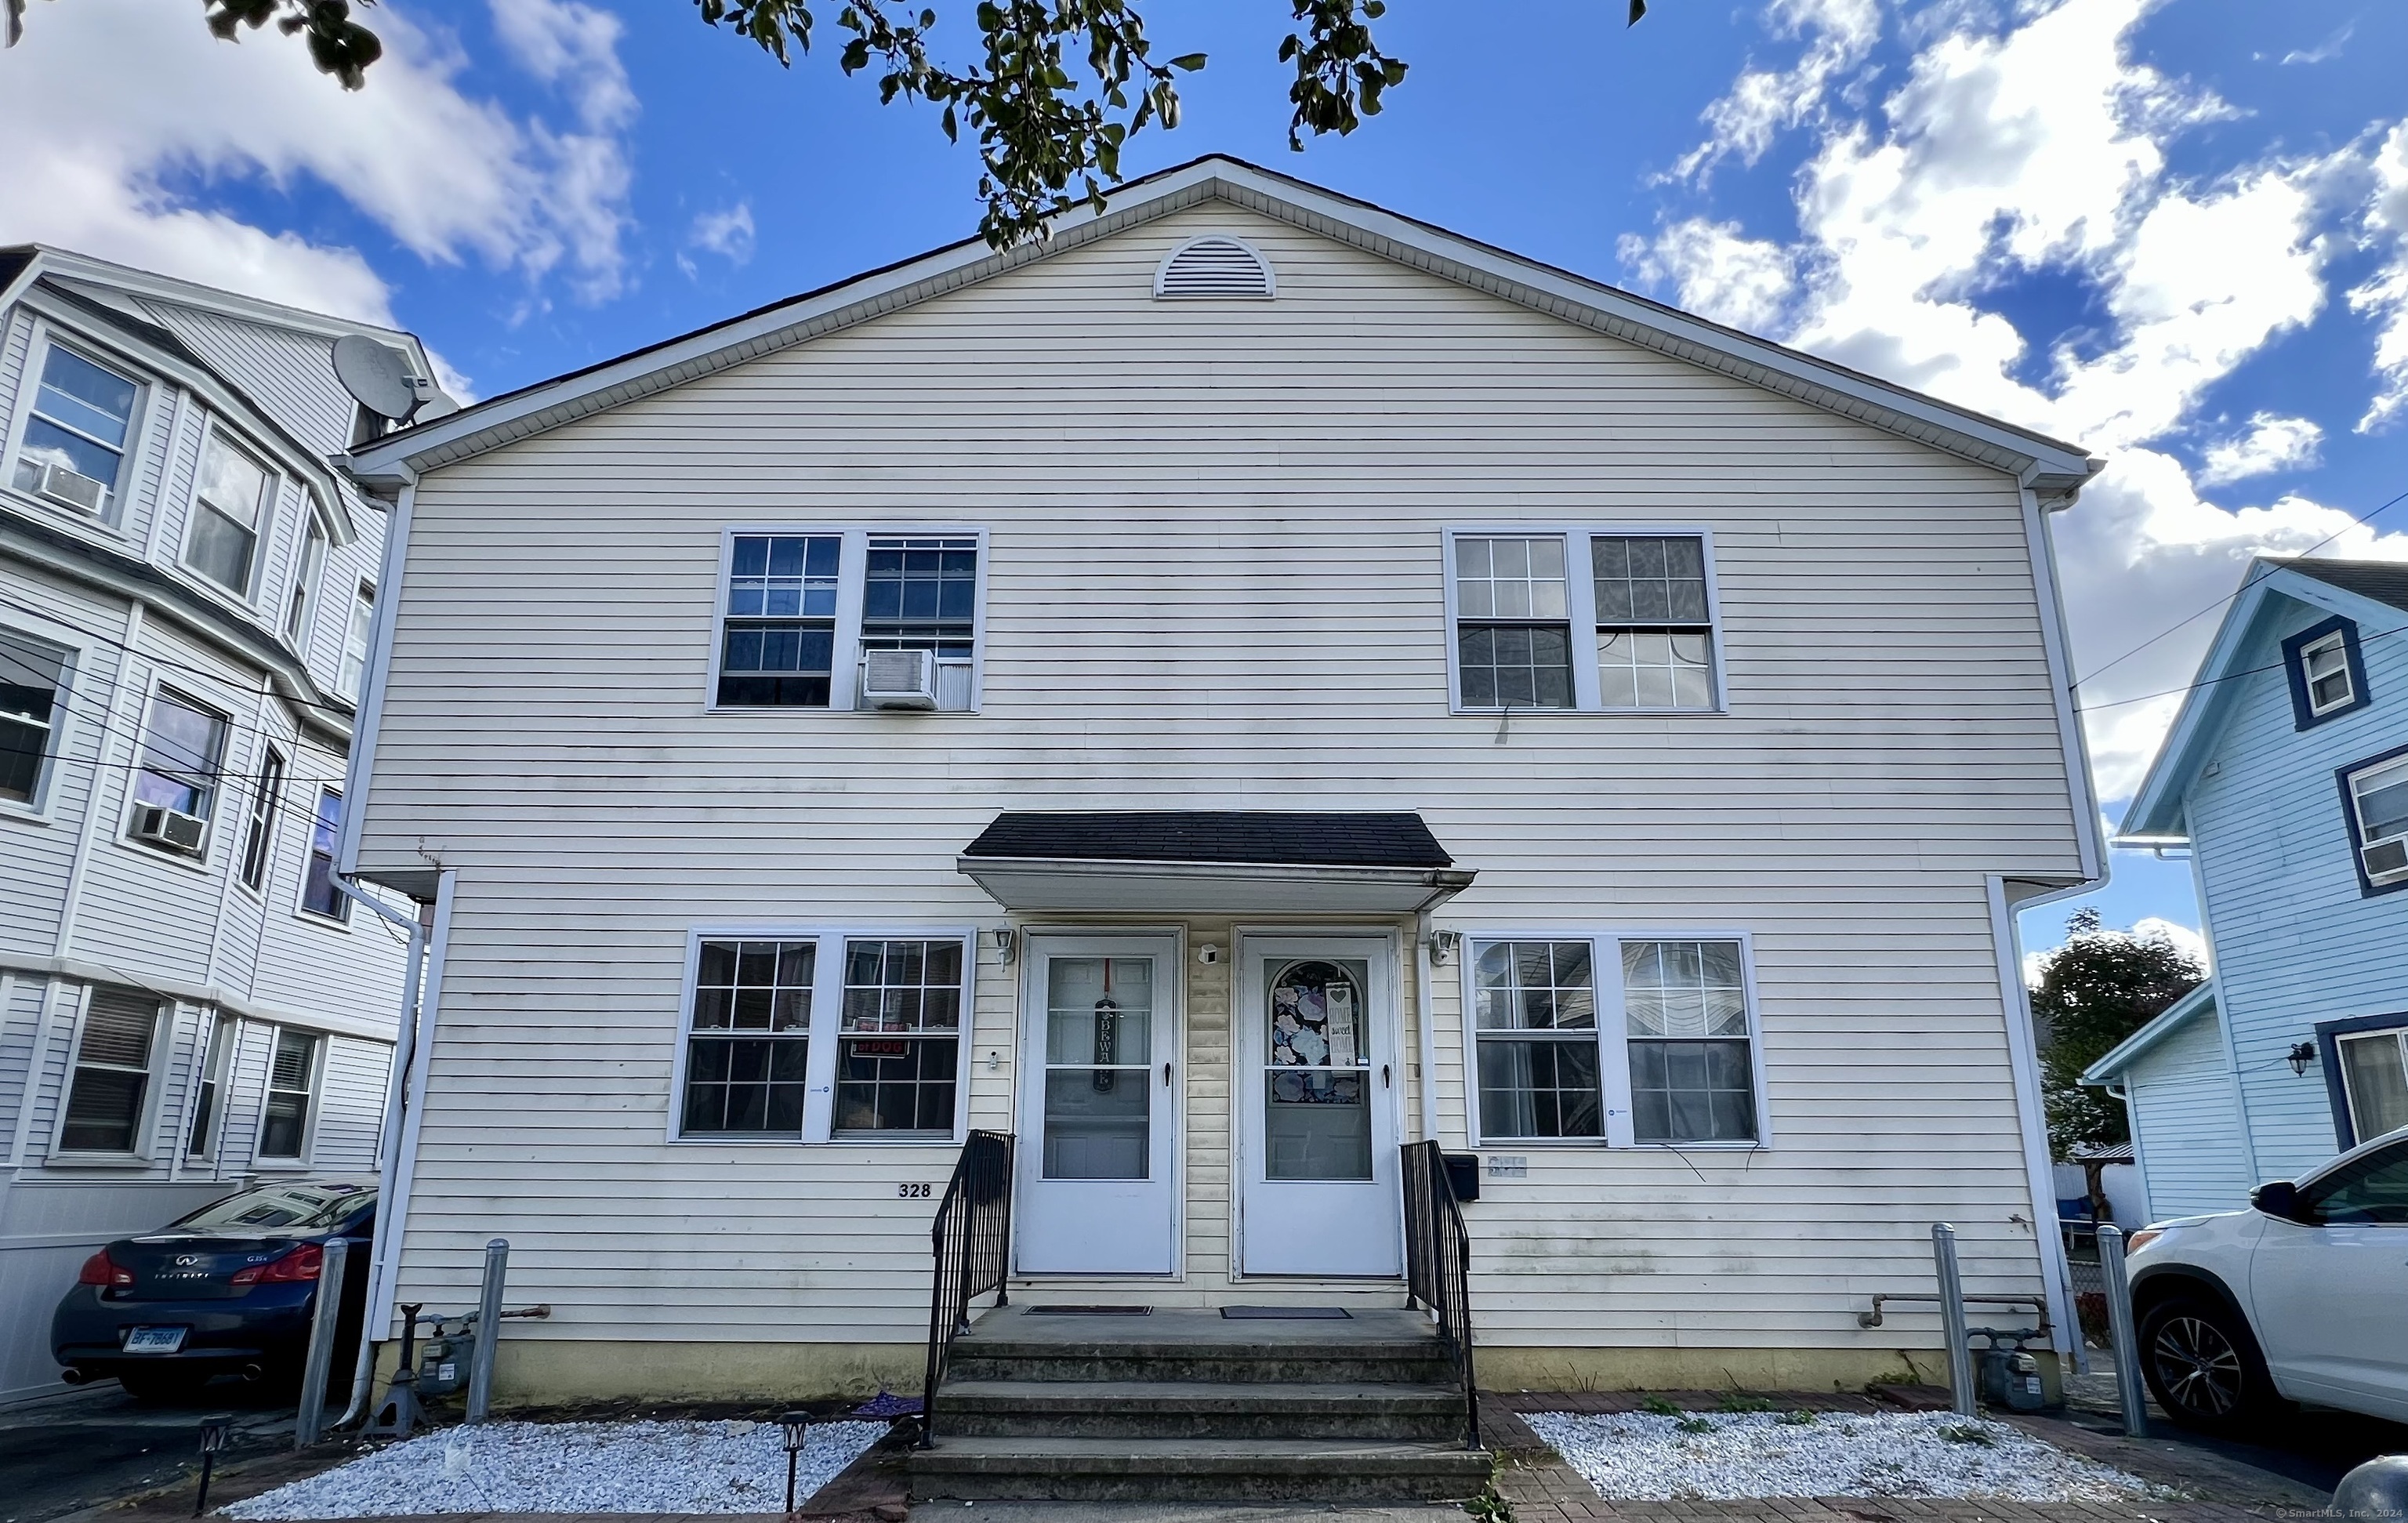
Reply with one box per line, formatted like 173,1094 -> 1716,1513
466,1238 -> 508,1424
1931,1223 -> 1977,1416
293,1237 -> 349,1448
2097,1225 -> 2149,1438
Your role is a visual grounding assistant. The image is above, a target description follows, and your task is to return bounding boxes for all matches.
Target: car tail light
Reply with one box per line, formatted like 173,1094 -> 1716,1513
230,1243 -> 323,1286
77,1249 -> 135,1287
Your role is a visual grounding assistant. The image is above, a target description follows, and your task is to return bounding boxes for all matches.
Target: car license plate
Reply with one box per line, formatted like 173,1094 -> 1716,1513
122,1326 -> 187,1354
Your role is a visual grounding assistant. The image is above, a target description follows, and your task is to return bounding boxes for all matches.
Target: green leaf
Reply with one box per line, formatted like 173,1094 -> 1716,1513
1166,51 -> 1206,70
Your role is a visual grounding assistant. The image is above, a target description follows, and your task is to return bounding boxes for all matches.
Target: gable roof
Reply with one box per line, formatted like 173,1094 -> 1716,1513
343,155 -> 2101,497
2080,982 -> 2218,1086
2118,557 -> 2408,839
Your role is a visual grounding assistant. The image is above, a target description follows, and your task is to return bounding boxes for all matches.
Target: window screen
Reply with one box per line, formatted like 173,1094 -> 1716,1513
860,537 -> 977,658
1472,941 -> 1602,1139
1453,536 -> 1573,709
1,629 -> 68,807
683,940 -> 815,1136
132,691 -> 227,822
719,535 -> 841,705
1594,535 -> 1716,710
12,346 -> 137,508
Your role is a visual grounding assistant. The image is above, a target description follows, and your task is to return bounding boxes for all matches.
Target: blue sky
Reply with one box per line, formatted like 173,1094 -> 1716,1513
6,0 -> 2406,963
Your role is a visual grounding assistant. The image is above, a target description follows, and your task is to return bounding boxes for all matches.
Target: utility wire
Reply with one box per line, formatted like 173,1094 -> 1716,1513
0,593 -> 364,724
2073,623 -> 2408,716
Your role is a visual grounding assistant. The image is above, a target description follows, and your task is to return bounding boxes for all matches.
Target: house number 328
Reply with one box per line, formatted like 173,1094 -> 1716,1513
898,1182 -> 932,1198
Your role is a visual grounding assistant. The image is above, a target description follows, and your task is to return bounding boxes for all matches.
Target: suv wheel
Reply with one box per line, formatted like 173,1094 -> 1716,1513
2136,1296 -> 2274,1431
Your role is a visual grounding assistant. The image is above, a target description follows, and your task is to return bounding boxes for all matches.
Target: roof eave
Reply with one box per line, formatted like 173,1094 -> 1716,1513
2080,983 -> 2216,1084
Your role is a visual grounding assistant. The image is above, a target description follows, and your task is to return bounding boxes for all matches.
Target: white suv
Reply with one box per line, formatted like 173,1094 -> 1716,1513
2123,1127 -> 2408,1430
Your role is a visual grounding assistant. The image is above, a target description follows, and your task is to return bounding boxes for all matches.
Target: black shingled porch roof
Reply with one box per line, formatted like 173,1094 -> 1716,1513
961,811 -> 1454,870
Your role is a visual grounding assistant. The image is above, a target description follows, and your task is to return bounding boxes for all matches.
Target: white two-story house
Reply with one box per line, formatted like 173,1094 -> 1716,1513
0,248 -> 443,1402
336,157 -> 2105,1405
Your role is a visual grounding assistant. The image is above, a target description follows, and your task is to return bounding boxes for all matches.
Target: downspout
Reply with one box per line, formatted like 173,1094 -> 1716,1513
1413,909 -> 1442,1144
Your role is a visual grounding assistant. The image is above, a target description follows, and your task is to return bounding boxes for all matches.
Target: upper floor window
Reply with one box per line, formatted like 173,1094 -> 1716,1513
2284,615 -> 2370,728
12,344 -> 139,518
185,432 -> 273,597
1447,528 -> 1724,714
1,629 -> 70,810
286,520 -> 327,644
339,582 -> 375,700
712,529 -> 985,713
129,688 -> 227,854
1467,933 -> 1763,1148
60,987 -> 161,1154
299,787 -> 350,922
2343,748 -> 2408,894
238,745 -> 286,890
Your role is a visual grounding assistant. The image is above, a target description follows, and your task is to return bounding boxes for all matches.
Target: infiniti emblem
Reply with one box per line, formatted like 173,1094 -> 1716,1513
175,1255 -> 200,1267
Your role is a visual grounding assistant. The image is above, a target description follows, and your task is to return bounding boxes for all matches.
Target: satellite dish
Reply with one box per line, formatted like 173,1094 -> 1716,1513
332,335 -> 423,422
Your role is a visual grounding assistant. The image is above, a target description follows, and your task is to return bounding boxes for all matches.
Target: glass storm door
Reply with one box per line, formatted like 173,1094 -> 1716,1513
1013,934 -> 1181,1275
1236,934 -> 1402,1278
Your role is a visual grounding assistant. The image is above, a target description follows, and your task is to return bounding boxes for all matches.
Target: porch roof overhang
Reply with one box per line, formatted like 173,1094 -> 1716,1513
956,810 -> 1475,915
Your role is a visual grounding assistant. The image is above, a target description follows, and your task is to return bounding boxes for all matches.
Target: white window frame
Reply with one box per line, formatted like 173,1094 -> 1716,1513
180,425 -> 277,602
294,784 -> 351,925
121,679 -> 230,866
666,923 -> 978,1146
2345,751 -> 2408,890
237,742 -> 287,894
2336,1027 -> 2408,1144
0,619 -> 81,821
183,1013 -> 240,1160
1442,525 -> 1728,716
285,514 -> 328,646
339,579 -> 376,701
3,325 -> 150,529
2300,630 -> 2356,717
52,986 -> 169,1160
253,1024 -> 325,1166
702,526 -> 991,716
1459,927 -> 1770,1151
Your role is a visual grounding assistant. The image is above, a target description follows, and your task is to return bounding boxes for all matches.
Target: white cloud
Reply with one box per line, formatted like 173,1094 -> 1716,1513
1670,0 -> 1881,183
682,203 -> 758,277
2352,121 -> 2408,431
0,0 -> 638,322
2197,412 -> 2323,485
1617,219 -> 1794,332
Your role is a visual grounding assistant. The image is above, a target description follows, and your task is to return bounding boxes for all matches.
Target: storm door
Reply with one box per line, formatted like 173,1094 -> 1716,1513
1235,934 -> 1402,1277
1012,933 -> 1182,1275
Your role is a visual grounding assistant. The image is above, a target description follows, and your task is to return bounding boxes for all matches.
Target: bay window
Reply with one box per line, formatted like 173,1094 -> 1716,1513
184,432 -> 272,597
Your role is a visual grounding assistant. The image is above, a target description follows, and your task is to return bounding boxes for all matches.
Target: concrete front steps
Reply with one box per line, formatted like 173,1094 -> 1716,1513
908,1304 -> 1492,1503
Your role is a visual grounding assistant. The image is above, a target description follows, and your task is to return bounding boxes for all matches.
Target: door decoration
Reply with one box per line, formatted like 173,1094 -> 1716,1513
1093,981 -> 1119,1093
1270,960 -> 1363,1106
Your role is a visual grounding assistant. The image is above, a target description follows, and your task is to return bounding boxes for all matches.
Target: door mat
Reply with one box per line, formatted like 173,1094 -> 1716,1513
1024,1304 -> 1152,1315
1220,1305 -> 1353,1318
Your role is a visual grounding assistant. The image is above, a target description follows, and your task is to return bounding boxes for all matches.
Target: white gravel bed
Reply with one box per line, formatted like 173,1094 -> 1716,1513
223,1418 -> 889,1518
1521,1409 -> 2171,1503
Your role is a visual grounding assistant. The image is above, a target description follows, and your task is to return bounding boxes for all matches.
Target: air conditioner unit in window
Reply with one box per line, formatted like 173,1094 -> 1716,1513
129,804 -> 207,854
37,462 -> 106,513
861,648 -> 939,711
2366,838 -> 2408,882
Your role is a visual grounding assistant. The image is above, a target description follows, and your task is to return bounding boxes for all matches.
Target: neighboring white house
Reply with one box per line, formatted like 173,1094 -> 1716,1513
335,157 -> 2106,1403
0,248 -> 444,1403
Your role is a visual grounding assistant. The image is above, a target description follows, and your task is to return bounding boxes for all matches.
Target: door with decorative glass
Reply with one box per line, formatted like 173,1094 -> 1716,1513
1235,934 -> 1402,1277
1013,933 -> 1182,1275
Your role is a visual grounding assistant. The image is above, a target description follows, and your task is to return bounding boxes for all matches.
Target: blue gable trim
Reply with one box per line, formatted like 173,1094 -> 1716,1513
2314,1010 -> 2408,1150
2280,614 -> 2372,730
2337,738 -> 2408,901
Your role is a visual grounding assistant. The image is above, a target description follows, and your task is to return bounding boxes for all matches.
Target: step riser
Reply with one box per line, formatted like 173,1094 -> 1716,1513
948,1354 -> 1456,1384
909,1465 -> 1489,1505
939,1409 -> 1469,1442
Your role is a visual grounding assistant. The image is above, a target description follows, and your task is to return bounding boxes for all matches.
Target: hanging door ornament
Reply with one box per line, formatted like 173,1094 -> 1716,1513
1093,959 -> 1119,1093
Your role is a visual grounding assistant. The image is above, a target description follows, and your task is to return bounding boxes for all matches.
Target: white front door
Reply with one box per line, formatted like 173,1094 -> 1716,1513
1235,934 -> 1402,1278
1013,933 -> 1182,1275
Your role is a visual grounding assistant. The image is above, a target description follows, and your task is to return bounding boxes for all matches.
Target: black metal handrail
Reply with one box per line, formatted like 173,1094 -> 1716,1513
921,1129 -> 1014,1448
1401,1139 -> 1478,1449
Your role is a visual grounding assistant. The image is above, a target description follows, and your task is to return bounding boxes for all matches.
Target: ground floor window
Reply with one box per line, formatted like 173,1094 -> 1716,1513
2336,1024 -> 2408,1144
675,926 -> 972,1144
1469,934 -> 1762,1147
257,1028 -> 321,1159
60,987 -> 161,1154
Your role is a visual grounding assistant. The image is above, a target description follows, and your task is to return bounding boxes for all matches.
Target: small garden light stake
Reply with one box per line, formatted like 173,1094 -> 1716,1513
779,1410 -> 811,1512
194,1415 -> 232,1516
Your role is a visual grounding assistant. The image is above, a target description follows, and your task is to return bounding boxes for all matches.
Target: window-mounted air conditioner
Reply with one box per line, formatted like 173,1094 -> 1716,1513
36,462 -> 106,514
861,648 -> 939,711
129,804 -> 207,854
2366,837 -> 2408,883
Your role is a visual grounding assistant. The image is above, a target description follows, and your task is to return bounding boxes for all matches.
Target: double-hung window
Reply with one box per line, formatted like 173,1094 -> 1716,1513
286,520 -> 326,644
60,987 -> 161,1154
2285,617 -> 2370,727
299,788 -> 349,922
256,1028 -> 321,1160
339,582 -> 375,701
675,928 -> 973,1143
186,1015 -> 238,1159
130,689 -> 227,847
2334,1026 -> 2408,1147
1468,934 -> 1764,1147
1447,528 -> 1723,713
2343,749 -> 2408,894
239,747 -> 286,891
712,529 -> 986,713
185,432 -> 272,597
12,344 -> 140,517
1,629 -> 71,809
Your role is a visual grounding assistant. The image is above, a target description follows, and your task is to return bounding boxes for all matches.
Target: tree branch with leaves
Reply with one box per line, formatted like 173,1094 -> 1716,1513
3,0 -> 1652,247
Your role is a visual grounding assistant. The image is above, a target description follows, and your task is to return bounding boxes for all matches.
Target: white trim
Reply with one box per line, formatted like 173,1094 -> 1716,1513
1456,926 -> 1770,1151
250,1021 -> 327,1167
2344,752 -> 2408,887
2022,485 -> 2104,883
1,320 -> 152,531
292,783 -> 354,926
4,977 -> 60,1167
1442,524 -> 1730,716
116,675 -> 232,867
177,423 -> 279,606
335,478 -> 411,876
1412,908 -> 1442,1145
1985,875 -> 2078,1357
701,524 -> 991,716
343,158 -> 2096,493
336,577 -> 376,704
235,740 -> 290,896
46,983 -> 170,1162
665,922 -> 980,1146
372,867 -> 453,1335
2299,629 -> 2356,716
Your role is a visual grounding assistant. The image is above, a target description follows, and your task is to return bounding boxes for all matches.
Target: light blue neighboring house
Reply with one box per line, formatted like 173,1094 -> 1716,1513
2093,557 -> 2408,1220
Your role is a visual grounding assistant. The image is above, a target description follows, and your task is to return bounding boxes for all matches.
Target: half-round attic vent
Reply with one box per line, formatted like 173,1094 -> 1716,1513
1154,235 -> 1276,300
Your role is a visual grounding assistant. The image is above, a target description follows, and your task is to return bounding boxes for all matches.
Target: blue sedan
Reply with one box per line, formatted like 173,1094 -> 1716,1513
53,1180 -> 375,1402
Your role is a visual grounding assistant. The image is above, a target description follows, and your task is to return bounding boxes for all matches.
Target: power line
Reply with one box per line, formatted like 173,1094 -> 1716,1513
2074,622 -> 2408,716
0,593 -> 366,725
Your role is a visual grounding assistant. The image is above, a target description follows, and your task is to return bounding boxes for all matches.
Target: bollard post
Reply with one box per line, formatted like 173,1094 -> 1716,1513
2098,1225 -> 2149,1438
465,1238 -> 508,1425
1931,1223 -> 1977,1416
293,1237 -> 350,1448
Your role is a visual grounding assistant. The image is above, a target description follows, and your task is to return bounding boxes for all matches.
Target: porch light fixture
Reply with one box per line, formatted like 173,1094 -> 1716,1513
1427,930 -> 1461,965
2287,1041 -> 2317,1077
992,926 -> 1016,966
778,1410 -> 811,1511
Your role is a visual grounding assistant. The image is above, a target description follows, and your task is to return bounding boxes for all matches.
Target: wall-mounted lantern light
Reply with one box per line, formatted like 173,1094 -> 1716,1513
992,927 -> 1016,966
2287,1041 -> 2318,1077
1428,930 -> 1461,966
